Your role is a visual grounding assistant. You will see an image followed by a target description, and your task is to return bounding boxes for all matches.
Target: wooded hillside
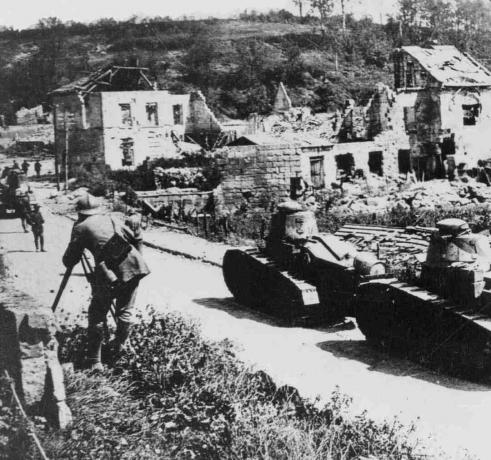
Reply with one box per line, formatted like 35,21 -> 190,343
0,0 -> 490,122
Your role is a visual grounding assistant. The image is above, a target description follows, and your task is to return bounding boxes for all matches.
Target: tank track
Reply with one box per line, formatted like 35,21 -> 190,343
223,248 -> 329,325
357,278 -> 491,380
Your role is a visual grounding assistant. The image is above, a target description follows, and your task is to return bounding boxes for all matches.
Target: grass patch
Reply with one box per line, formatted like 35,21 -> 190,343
38,312 -> 425,459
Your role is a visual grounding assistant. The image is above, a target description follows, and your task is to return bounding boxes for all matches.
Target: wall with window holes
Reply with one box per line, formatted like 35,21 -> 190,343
100,91 -> 190,170
216,138 -> 404,208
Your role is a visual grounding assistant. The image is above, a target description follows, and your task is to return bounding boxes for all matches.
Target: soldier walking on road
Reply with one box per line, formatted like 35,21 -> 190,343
27,203 -> 45,251
21,160 -> 29,175
34,160 -> 42,177
16,193 -> 30,233
62,193 -> 150,372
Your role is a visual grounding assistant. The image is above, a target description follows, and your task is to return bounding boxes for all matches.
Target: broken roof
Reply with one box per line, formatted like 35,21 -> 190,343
401,45 -> 491,87
227,133 -> 332,148
51,66 -> 154,96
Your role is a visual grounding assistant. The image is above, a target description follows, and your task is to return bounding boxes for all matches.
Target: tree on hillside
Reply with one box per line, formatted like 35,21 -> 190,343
292,0 -> 305,18
420,0 -> 454,41
340,0 -> 350,31
181,31 -> 217,87
310,0 -> 334,31
454,0 -> 491,51
398,0 -> 424,43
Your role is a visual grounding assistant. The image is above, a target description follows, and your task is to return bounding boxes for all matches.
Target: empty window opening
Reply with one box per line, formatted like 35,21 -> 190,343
120,138 -> 134,166
463,104 -> 480,126
120,104 -> 132,126
335,153 -> 355,177
406,61 -> 414,87
309,156 -> 325,188
403,106 -> 416,132
441,135 -> 456,160
398,150 -> 411,174
146,103 -> 159,126
173,104 -> 183,125
368,151 -> 384,176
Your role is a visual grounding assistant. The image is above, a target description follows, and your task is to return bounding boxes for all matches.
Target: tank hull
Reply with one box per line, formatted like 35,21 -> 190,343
357,279 -> 491,380
223,248 -> 352,325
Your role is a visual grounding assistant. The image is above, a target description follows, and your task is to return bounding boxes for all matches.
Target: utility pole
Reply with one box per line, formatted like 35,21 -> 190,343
64,113 -> 69,191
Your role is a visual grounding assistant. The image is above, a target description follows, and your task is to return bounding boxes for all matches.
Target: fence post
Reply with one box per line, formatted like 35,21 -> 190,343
204,212 -> 208,237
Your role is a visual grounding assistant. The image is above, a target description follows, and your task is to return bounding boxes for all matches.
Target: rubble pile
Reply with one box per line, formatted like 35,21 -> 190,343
265,109 -> 337,139
333,176 -> 491,214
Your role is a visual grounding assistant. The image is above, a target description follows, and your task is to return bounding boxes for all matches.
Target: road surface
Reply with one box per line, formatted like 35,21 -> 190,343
0,184 -> 489,459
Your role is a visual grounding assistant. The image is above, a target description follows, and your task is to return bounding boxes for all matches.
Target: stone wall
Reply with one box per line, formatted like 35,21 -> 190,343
216,144 -> 303,207
0,250 -> 71,429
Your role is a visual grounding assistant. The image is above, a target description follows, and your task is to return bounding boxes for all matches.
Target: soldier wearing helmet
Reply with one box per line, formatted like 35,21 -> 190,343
62,193 -> 150,371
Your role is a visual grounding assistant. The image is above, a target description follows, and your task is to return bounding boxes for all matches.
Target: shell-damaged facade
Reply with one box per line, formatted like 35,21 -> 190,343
393,45 -> 491,178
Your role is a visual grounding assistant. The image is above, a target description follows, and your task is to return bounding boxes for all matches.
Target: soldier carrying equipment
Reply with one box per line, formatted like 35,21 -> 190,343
62,193 -> 150,371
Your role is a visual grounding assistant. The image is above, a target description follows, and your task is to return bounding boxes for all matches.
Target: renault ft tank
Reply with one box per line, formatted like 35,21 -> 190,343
356,218 -> 491,379
222,201 -> 386,325
0,169 -> 31,218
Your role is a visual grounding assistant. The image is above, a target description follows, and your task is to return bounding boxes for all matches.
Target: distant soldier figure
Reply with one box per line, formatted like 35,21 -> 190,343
16,192 -> 31,233
34,160 -> 42,177
62,194 -> 150,371
12,160 -> 20,171
21,160 -> 29,175
27,203 -> 45,252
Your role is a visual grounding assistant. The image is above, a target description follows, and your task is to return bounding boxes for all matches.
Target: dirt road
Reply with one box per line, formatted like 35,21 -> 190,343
1,184 -> 489,459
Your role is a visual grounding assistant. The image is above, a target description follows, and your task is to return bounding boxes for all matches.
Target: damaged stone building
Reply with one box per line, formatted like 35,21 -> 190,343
217,81 -> 408,206
393,45 -> 491,178
52,66 -> 226,174
217,45 -> 491,206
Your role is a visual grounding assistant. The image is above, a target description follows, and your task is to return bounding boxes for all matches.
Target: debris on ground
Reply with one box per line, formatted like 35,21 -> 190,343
331,176 -> 491,215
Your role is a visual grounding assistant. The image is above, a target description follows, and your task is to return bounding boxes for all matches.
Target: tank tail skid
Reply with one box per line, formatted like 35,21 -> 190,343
357,279 -> 491,380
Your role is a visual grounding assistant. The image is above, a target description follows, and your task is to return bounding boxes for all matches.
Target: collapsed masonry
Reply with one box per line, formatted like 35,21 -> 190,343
217,45 -> 491,206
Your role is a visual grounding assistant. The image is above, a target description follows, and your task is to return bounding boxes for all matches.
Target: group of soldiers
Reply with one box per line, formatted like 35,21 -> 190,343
5,159 -> 42,178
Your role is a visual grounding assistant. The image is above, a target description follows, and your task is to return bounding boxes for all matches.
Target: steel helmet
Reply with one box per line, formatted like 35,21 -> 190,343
76,193 -> 101,216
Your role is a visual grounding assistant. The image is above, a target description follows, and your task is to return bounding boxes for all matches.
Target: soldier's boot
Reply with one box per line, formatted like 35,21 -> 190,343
40,235 -> 46,252
112,321 -> 133,360
86,323 -> 105,372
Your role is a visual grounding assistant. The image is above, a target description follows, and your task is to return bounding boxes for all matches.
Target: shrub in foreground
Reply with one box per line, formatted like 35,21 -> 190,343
40,312 -> 424,459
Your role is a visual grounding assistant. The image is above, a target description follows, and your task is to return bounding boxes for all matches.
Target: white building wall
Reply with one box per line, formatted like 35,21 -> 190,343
100,91 -> 191,170
439,89 -> 491,166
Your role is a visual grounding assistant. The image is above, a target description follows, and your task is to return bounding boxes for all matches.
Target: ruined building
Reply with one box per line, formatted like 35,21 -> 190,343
217,46 -> 491,207
393,45 -> 491,178
52,66 -> 226,174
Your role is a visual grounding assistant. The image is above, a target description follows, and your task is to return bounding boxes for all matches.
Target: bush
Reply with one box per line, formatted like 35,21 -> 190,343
109,154 -> 222,193
42,312 -> 423,459
70,166 -> 114,197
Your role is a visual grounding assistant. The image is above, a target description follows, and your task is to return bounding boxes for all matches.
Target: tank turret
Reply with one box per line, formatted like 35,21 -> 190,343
421,218 -> 491,304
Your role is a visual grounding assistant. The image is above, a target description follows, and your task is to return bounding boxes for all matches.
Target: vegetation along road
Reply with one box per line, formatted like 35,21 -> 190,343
1,181 -> 490,459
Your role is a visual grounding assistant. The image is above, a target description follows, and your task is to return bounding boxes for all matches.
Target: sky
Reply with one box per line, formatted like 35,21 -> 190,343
2,0 -> 398,30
